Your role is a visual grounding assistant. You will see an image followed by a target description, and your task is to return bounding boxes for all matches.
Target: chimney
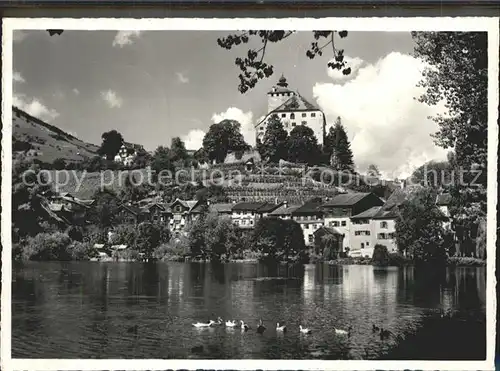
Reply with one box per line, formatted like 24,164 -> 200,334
284,200 -> 288,208
207,200 -> 211,206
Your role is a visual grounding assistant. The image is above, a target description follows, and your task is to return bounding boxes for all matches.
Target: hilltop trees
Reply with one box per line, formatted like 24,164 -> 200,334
287,125 -> 321,165
257,114 -> 289,163
170,137 -> 189,166
151,146 -> 175,175
324,117 -> 354,171
202,119 -> 250,163
98,130 -> 124,160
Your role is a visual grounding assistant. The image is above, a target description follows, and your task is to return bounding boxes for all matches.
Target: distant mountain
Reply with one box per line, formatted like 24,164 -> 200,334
12,106 -> 100,164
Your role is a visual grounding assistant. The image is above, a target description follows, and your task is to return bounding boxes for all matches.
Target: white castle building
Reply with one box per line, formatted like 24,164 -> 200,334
255,75 -> 327,145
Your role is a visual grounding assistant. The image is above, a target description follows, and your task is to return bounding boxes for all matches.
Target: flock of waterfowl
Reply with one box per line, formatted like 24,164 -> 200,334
192,317 -> 355,337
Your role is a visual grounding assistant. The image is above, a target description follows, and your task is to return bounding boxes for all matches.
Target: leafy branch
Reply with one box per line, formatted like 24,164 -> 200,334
217,30 -> 350,93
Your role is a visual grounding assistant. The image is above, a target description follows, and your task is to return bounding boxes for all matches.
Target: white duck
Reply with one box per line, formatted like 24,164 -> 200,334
240,320 -> 250,331
334,326 -> 352,336
225,319 -> 237,327
192,320 -> 215,328
299,325 -> 312,334
276,322 -> 287,332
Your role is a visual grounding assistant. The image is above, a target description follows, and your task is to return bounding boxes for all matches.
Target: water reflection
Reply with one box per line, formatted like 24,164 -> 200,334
12,262 -> 486,359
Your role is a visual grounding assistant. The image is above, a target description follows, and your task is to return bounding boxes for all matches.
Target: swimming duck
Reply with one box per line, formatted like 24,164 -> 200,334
226,320 -> 237,327
299,325 -> 312,334
334,326 -> 352,336
372,324 -> 380,333
276,322 -> 287,332
240,320 -> 250,331
192,320 -> 215,328
256,319 -> 266,334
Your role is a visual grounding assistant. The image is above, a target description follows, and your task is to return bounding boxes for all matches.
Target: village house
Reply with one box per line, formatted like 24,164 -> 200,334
320,192 -> 384,253
231,201 -> 282,229
349,206 -> 383,258
371,207 -> 398,254
291,198 -> 325,246
116,203 -> 149,225
165,199 -> 201,237
268,201 -> 300,220
255,75 -> 327,145
207,202 -> 234,217
47,193 -> 95,226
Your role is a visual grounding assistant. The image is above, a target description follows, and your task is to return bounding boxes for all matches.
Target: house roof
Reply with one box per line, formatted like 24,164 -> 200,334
232,202 -> 279,212
351,206 -> 383,219
169,198 -> 198,212
273,93 -> 320,113
208,203 -> 234,213
322,192 -> 373,207
268,204 -> 301,216
119,204 -> 145,215
292,200 -> 323,215
383,185 -> 424,210
314,226 -> 344,236
372,208 -> 399,220
436,193 -> 452,206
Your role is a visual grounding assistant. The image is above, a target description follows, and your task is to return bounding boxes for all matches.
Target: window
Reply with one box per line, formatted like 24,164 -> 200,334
281,113 -> 286,118
361,243 -> 365,248
260,127 -> 264,131
290,113 -> 295,119
380,221 -> 388,229
305,224 -> 310,229
285,122 -> 289,128
301,121 -> 307,125
308,235 -> 314,243
366,242 -> 370,246
292,122 -> 296,127
302,113 -> 307,117
341,221 -> 347,227
250,220 -> 254,225
311,112 -> 316,117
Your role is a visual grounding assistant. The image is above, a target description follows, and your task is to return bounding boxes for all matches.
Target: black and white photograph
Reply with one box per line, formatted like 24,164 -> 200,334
1,17 -> 498,370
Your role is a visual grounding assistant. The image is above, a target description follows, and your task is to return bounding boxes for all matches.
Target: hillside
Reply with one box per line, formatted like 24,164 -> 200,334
12,106 -> 100,164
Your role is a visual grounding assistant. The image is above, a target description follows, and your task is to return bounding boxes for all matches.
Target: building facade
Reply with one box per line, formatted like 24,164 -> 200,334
255,75 -> 327,145
291,199 -> 325,246
231,202 -> 282,229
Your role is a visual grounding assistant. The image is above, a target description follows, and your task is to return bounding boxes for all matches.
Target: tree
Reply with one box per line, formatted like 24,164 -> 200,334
371,244 -> 390,266
395,188 -> 447,265
98,130 -> 124,160
367,164 -> 381,177
326,117 -> 354,171
52,157 -> 67,170
287,125 -> 321,165
132,147 -> 152,169
257,114 -> 289,163
151,146 -> 174,176
410,160 -> 453,188
202,120 -> 250,164
135,222 -> 170,260
413,32 -> 487,254
170,137 -> 188,166
86,188 -> 120,228
217,31 -> 350,93
251,217 -> 305,263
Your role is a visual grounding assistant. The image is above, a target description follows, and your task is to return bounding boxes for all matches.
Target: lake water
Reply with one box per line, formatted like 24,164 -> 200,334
12,262 -> 486,359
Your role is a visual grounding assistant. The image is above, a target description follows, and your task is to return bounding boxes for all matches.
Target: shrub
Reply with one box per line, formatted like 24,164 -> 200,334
53,157 -> 67,170
447,256 -> 486,267
371,244 -> 390,266
68,241 -> 97,261
154,240 -> 189,261
21,232 -> 72,261
387,252 -> 411,266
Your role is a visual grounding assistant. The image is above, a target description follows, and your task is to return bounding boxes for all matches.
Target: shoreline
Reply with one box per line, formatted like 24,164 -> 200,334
16,257 -> 486,267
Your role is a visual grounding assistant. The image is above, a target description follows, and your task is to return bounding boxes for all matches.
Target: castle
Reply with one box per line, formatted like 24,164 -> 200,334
255,75 -> 327,145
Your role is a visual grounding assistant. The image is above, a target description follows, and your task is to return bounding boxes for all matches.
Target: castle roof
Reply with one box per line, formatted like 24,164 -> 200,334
272,94 -> 321,113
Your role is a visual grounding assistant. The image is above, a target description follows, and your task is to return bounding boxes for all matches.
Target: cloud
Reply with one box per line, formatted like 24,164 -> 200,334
176,72 -> 189,84
313,52 -> 448,178
182,129 -> 206,150
13,72 -> 25,83
100,89 -> 123,108
72,88 -> 80,95
13,94 -> 59,122
212,107 -> 255,146
327,56 -> 364,81
112,31 -> 141,47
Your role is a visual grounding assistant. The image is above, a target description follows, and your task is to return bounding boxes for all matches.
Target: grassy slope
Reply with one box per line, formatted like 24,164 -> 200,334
12,107 -> 100,163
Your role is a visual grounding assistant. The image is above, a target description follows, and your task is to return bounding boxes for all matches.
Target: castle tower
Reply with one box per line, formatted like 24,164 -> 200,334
267,75 -> 295,113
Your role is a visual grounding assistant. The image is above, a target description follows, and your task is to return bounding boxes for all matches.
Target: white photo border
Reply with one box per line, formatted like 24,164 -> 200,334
2,16 -> 499,371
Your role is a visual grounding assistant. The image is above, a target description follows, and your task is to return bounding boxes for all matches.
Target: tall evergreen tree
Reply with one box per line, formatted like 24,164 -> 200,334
326,117 -> 354,171
257,114 -> 289,163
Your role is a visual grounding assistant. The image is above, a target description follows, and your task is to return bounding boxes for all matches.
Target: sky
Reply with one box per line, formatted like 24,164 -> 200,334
13,30 -> 448,178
